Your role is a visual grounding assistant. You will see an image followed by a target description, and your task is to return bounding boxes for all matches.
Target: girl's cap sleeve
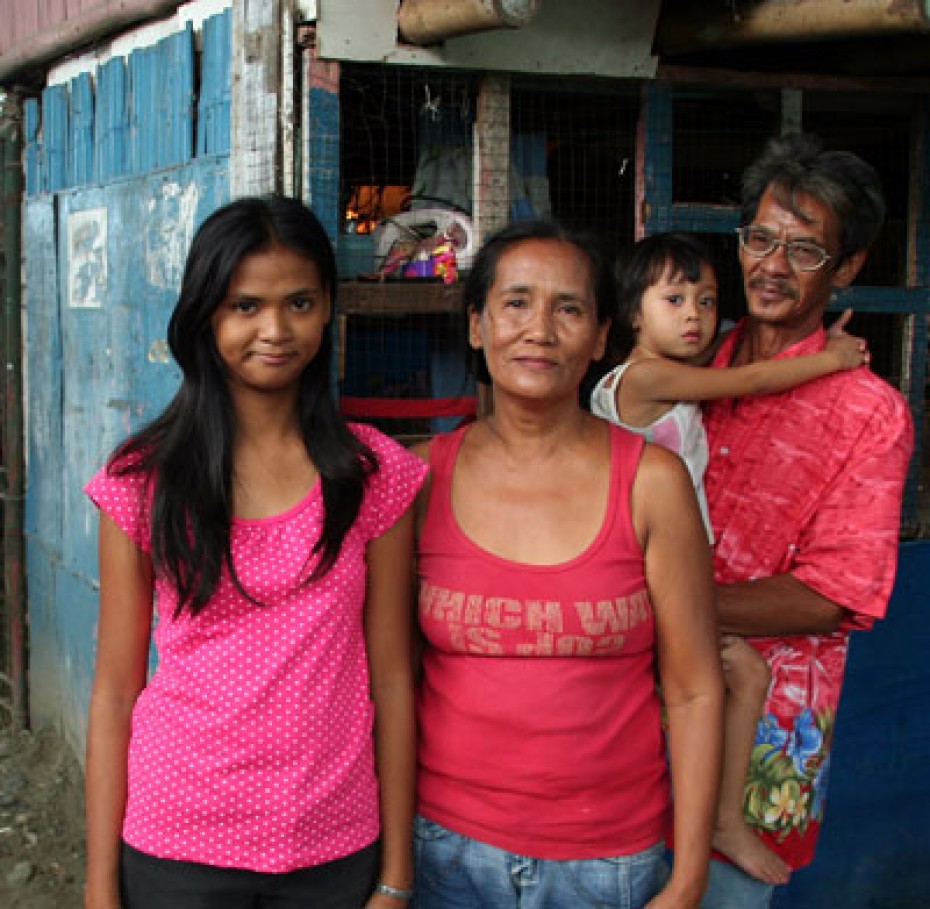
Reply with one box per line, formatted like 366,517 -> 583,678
351,423 -> 429,540
84,463 -> 152,552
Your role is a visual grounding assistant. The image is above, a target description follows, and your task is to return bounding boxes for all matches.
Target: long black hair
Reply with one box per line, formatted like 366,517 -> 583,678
110,195 -> 377,616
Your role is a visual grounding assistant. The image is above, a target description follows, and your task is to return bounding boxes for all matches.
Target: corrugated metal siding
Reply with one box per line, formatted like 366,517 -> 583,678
24,11 -> 230,193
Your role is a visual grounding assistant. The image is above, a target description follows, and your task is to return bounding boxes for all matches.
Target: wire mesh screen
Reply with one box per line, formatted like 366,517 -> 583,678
672,86 -> 913,385
781,95 -> 923,535
671,85 -> 924,534
0,210 -> 7,720
803,93 -> 911,288
673,88 -> 781,208
337,66 -> 641,440
511,78 -> 640,256
338,64 -> 479,441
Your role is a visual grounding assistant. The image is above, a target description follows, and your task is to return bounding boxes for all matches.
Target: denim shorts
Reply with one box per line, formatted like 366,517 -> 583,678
700,858 -> 776,909
413,815 -> 665,909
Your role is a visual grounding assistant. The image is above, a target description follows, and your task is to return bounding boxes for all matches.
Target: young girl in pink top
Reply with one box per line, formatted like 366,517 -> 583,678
590,232 -> 867,886
84,196 -> 427,909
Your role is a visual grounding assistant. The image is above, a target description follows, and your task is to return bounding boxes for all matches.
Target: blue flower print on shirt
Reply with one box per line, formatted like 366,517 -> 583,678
786,708 -> 824,775
756,713 -> 789,751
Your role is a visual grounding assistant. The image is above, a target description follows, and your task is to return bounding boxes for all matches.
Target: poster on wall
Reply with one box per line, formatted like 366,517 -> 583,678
68,208 -> 107,309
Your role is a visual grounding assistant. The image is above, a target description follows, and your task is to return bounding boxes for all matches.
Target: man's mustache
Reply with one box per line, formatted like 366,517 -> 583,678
747,277 -> 800,301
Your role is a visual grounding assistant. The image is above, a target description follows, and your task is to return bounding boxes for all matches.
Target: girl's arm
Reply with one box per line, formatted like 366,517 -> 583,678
85,514 -> 154,909
619,310 -> 866,424
632,446 -> 725,909
364,507 -> 417,908
409,440 -> 433,684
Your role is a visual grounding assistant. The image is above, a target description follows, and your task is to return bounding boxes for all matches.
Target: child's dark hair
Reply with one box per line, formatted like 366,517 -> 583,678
110,195 -> 377,616
608,232 -> 716,362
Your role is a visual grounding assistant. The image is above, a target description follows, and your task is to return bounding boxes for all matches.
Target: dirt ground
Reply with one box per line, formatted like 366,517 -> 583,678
0,724 -> 86,908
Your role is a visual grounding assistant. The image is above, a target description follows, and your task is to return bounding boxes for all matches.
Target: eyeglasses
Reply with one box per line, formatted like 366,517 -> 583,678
735,226 -> 832,272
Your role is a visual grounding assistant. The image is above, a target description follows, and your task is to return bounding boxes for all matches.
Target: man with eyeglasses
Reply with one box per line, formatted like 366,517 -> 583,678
698,133 -> 914,909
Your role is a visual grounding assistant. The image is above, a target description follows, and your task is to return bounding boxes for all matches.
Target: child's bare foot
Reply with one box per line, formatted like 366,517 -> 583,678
713,820 -> 792,885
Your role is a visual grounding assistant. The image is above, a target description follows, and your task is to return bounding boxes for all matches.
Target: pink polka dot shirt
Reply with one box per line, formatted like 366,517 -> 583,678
85,423 -> 428,872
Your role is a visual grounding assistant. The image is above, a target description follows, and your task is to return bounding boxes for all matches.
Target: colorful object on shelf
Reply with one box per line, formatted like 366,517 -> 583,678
402,239 -> 458,284
373,207 -> 474,282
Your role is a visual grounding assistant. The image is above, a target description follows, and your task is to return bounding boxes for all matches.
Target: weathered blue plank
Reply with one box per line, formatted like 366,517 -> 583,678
641,81 -> 674,233
56,163 -> 229,586
23,197 -> 61,540
128,44 -> 158,174
156,25 -> 194,168
307,88 -> 341,244
131,170 -> 229,423
95,57 -> 128,182
831,286 -> 930,314
197,9 -> 231,157
664,202 -> 739,234
42,84 -> 69,191
69,73 -> 94,186
58,191 -> 117,577
24,98 -> 43,195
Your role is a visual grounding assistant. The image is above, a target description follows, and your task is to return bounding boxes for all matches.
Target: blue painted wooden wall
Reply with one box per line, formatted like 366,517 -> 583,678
22,10 -> 232,751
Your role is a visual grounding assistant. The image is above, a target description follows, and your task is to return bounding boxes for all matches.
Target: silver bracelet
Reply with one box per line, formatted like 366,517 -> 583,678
375,882 -> 415,901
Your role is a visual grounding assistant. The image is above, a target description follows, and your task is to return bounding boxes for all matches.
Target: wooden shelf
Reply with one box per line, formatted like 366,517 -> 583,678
338,280 -> 463,316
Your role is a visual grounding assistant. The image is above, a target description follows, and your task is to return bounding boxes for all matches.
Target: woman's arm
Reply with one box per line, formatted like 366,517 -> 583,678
85,514 -> 154,909
632,447 -> 725,909
364,507 -> 418,908
408,439 -> 432,684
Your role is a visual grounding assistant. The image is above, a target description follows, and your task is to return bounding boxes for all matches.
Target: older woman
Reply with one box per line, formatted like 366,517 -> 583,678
411,222 -> 725,909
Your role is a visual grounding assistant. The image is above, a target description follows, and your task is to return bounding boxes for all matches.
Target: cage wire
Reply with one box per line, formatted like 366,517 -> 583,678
0,205 -> 8,720
338,64 -> 478,441
511,76 -> 640,256
337,66 -> 642,440
673,85 -> 913,365
337,66 -> 924,532
673,85 -> 925,531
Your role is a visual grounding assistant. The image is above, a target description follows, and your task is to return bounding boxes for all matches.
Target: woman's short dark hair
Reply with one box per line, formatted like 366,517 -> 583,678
741,132 -> 885,266
608,232 -> 715,363
462,220 -> 616,382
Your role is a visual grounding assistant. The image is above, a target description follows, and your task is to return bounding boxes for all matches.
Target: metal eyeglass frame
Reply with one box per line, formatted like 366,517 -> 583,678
734,226 -> 832,272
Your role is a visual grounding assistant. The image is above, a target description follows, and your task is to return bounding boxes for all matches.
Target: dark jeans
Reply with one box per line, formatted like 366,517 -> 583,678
120,841 -> 379,909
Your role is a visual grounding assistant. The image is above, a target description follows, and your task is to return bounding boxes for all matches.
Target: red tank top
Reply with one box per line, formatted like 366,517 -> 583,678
416,423 -> 670,860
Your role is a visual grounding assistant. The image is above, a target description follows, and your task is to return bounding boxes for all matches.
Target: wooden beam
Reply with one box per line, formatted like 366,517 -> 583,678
398,0 -> 538,45
231,0 -> 282,197
472,73 -> 511,243
657,62 -> 930,95
657,0 -> 930,55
